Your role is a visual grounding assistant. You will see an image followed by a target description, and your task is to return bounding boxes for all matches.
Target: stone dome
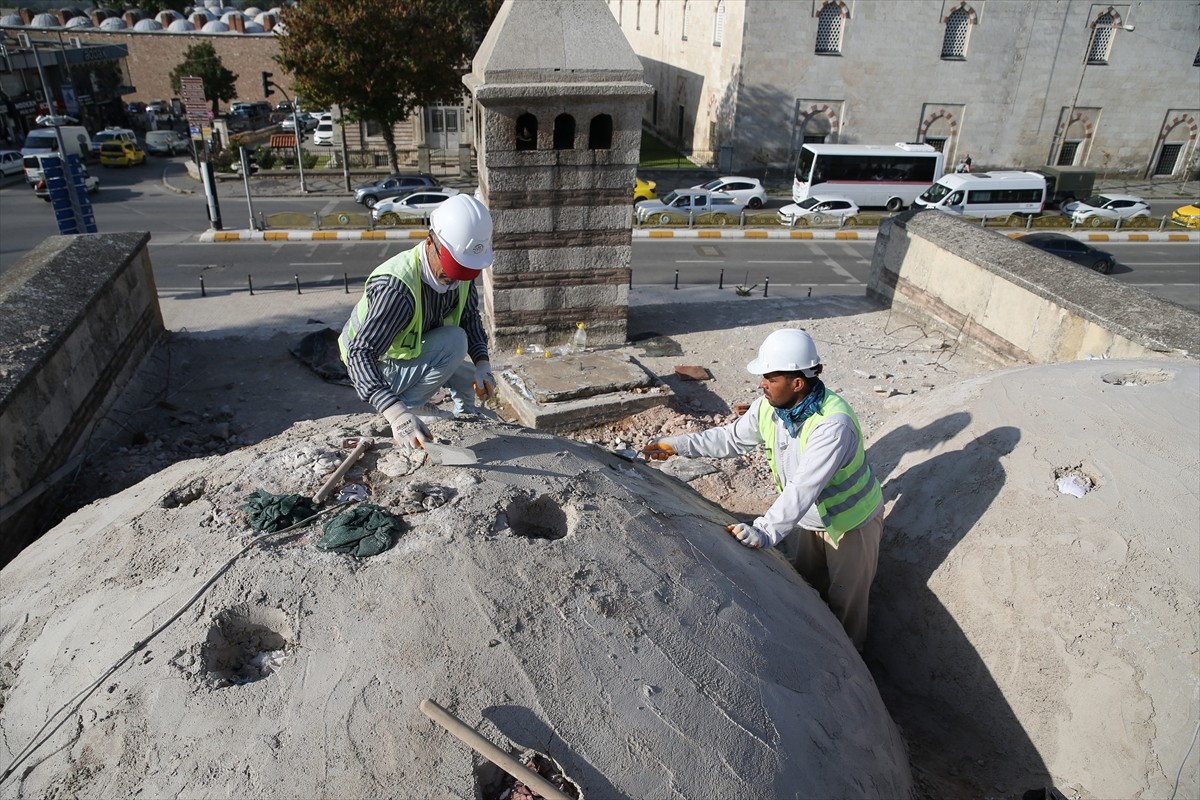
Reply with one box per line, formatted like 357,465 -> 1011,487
64,15 -> 93,28
0,14 -> 25,26
167,19 -> 195,32
155,10 -> 182,24
243,21 -> 263,33
133,19 -> 162,31
29,13 -> 62,27
98,16 -> 126,30
200,20 -> 229,33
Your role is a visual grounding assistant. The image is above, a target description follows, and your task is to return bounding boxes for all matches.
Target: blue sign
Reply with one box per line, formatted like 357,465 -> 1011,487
43,154 -> 98,235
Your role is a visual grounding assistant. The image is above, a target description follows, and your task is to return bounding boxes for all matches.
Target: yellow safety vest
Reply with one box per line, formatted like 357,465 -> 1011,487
757,391 -> 882,545
339,244 -> 470,363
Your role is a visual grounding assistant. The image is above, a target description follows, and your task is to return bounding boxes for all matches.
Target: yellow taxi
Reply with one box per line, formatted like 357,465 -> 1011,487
634,176 -> 657,203
1170,201 -> 1200,229
99,140 -> 146,167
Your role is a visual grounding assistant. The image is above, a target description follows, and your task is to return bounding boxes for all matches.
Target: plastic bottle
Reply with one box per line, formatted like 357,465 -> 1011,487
572,321 -> 588,353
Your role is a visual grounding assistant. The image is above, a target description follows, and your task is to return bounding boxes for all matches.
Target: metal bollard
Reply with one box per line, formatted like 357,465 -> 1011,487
1159,216 -> 1167,231
344,272 -> 350,293
295,274 -> 302,294
674,269 -> 679,290
719,268 -> 724,290
248,274 -> 254,295
807,287 -> 812,298
1026,215 -> 1034,230
763,276 -> 770,298
200,275 -> 206,298
688,211 -> 695,229
313,212 -> 321,230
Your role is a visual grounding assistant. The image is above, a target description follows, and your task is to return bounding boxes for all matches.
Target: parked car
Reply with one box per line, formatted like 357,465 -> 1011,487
777,195 -> 860,225
372,188 -> 461,225
353,173 -> 439,208
692,176 -> 767,209
99,140 -> 146,167
90,127 -> 137,157
1169,201 -> 1200,229
280,113 -> 318,132
1062,193 -> 1151,226
634,188 -> 744,225
312,119 -> 334,146
0,149 -> 23,178
634,176 -> 657,203
143,130 -> 191,156
1017,232 -> 1115,274
147,100 -> 169,115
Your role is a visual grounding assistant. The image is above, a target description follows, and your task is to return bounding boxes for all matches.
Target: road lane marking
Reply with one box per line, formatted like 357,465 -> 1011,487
290,262 -> 343,266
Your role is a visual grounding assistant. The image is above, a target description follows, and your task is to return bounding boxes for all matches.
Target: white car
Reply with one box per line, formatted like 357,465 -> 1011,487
1063,193 -> 1151,227
777,196 -> 860,225
372,188 -> 461,225
0,149 -> 23,178
691,176 -> 768,209
634,188 -> 745,224
312,120 -> 334,146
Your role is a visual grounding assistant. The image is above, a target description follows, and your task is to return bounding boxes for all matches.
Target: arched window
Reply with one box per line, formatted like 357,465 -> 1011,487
1087,12 -> 1116,64
515,112 -> 537,151
713,0 -> 725,46
941,6 -> 971,59
588,114 -> 613,149
553,113 -> 575,150
815,2 -> 844,55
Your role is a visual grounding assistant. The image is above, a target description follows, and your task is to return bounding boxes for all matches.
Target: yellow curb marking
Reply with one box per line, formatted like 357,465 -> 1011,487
1166,233 -> 1190,241
788,231 -> 814,239
648,230 -> 675,238
1085,233 -> 1110,241
1127,233 -> 1150,241
834,231 -> 860,240
213,232 -> 242,241
313,232 -> 338,240
697,230 -> 722,238
264,232 -> 290,241
744,231 -> 768,239
361,231 -> 387,240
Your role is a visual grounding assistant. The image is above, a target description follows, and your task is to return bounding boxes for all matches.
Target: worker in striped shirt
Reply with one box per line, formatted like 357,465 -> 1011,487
339,194 -> 496,451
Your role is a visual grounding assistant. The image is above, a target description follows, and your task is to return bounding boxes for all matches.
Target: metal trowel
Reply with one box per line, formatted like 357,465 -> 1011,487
422,440 -> 479,466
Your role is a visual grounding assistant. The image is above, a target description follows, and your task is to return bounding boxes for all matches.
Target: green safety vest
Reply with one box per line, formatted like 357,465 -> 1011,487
757,391 -> 882,545
339,244 -> 470,363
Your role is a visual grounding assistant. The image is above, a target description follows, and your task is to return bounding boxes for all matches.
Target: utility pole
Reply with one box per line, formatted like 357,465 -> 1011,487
262,71 -> 307,193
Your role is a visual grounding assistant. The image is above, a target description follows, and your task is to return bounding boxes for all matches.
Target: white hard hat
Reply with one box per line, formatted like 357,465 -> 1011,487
746,329 -> 821,375
429,193 -> 494,278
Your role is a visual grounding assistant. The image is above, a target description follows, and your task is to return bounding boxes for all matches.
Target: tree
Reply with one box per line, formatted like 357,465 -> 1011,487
169,42 -> 238,117
276,0 -> 501,172
137,0 -> 189,14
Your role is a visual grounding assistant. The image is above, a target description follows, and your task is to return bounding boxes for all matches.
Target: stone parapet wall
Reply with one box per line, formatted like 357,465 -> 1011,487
0,232 -> 162,565
867,211 -> 1199,364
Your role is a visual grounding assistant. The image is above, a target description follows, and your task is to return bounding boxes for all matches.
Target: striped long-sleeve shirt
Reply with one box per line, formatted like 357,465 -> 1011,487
344,245 -> 489,414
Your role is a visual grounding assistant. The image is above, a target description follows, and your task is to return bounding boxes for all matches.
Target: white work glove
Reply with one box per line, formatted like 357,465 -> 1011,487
473,360 -> 496,401
726,523 -> 770,549
640,436 -> 683,461
382,403 -> 430,451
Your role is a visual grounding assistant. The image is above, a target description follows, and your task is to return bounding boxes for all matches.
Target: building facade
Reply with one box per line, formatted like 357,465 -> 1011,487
613,0 -> 1200,180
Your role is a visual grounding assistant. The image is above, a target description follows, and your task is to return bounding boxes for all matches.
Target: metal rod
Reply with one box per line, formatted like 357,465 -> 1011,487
199,275 -> 206,297
343,272 -> 349,293
419,699 -> 571,800
248,274 -> 254,295
674,269 -> 679,290
294,274 -> 302,294
763,276 -> 770,298
719,268 -> 724,289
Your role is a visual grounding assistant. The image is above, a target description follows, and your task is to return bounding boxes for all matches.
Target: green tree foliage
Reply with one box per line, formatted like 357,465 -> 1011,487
137,0 -> 189,15
168,42 -> 238,116
275,0 -> 501,171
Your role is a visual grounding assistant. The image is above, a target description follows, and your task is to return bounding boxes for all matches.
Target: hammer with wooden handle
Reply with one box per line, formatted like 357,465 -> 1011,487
312,436 -> 374,505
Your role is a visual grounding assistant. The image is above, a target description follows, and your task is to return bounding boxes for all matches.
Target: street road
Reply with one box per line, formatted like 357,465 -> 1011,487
2,163 -> 1198,311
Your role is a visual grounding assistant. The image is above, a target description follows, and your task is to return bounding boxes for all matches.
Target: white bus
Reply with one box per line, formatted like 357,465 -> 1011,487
913,171 -> 1046,218
792,142 -> 945,210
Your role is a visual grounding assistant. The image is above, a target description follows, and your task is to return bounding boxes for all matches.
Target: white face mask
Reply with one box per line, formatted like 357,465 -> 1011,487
419,240 -> 454,294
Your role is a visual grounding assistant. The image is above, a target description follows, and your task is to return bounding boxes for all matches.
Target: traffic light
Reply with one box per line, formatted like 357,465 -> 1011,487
261,71 -> 274,98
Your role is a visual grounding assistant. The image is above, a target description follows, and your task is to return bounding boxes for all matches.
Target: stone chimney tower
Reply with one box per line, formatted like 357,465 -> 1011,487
464,0 -> 652,351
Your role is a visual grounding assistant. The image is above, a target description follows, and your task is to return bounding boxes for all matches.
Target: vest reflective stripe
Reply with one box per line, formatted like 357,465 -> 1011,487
756,392 -> 882,545
339,245 -> 469,363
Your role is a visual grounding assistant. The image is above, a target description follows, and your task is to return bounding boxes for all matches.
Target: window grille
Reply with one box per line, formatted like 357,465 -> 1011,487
816,3 -> 843,55
1087,13 -> 1114,64
803,134 -> 827,144
924,137 -> 946,152
1057,141 -> 1080,166
941,7 -> 970,59
1153,143 -> 1182,176
713,0 -> 725,46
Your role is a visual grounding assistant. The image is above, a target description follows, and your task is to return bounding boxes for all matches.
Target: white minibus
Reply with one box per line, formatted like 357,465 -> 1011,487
792,142 -> 944,210
913,171 -> 1046,218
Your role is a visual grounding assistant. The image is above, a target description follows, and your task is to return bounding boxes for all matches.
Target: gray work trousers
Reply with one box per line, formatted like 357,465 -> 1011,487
780,512 -> 884,651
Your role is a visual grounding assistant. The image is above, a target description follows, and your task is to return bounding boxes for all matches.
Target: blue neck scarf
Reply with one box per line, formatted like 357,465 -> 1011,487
777,379 -> 825,437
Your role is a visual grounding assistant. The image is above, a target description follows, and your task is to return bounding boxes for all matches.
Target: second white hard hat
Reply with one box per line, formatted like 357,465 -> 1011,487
746,329 -> 821,375
429,193 -> 494,277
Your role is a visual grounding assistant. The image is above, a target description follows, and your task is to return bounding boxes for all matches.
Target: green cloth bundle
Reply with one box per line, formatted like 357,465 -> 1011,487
239,489 -> 320,532
317,503 -> 401,558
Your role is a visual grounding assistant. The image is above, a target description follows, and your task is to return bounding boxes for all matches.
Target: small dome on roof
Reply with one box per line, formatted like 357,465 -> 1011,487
29,13 -> 62,27
200,20 -> 228,32
98,16 -> 126,29
243,6 -> 262,15
155,10 -> 182,23
167,19 -> 195,31
133,19 -> 161,31
65,16 -> 93,27
243,21 -> 263,33
1,14 -> 26,26
219,11 -> 244,24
